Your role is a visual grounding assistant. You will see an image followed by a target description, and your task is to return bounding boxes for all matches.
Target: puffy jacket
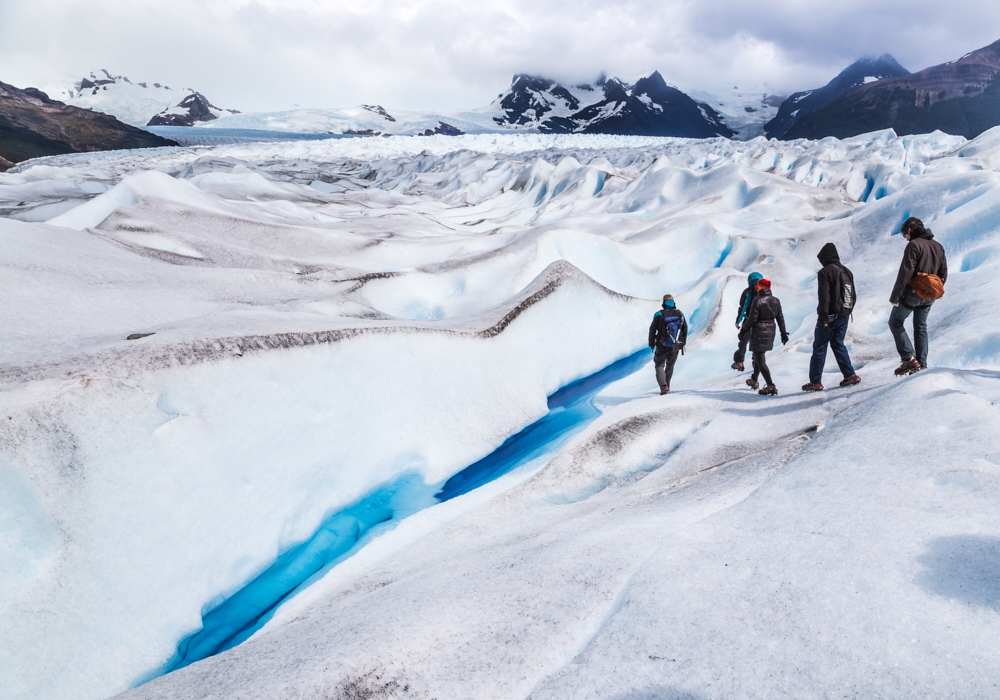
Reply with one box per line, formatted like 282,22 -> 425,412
745,289 -> 787,353
736,272 -> 764,325
890,228 -> 948,304
816,243 -> 857,316
648,307 -> 688,348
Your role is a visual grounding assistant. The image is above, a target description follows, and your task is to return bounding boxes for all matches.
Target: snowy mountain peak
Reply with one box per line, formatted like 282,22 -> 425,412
361,104 -> 396,122
491,72 -> 733,138
147,92 -> 239,127
70,70 -> 174,98
492,74 -> 584,127
51,70 -> 237,127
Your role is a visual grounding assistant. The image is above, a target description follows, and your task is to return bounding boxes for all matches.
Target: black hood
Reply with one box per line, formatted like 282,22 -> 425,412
818,242 -> 840,266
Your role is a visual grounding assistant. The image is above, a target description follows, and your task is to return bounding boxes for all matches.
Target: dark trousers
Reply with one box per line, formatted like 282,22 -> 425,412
654,347 -> 680,388
751,351 -> 773,387
734,322 -> 751,364
808,314 -> 855,384
888,292 -> 933,366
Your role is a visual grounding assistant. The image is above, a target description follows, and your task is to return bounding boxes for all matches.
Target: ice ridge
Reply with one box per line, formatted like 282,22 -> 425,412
150,347 -> 650,679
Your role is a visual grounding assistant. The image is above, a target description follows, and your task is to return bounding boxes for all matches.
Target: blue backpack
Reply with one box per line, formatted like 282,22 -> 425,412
658,311 -> 684,348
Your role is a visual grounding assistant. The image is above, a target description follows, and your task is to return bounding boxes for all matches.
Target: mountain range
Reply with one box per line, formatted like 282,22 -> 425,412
6,36 -> 1000,167
783,38 -> 1000,140
491,72 -> 734,138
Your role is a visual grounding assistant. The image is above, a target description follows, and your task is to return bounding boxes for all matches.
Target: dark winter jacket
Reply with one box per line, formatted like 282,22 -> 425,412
736,272 -> 764,325
816,243 -> 856,317
890,228 -> 948,304
745,289 -> 787,353
648,307 -> 688,349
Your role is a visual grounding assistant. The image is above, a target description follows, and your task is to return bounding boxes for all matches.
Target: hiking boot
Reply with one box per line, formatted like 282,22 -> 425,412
731,361 -> 744,372
745,377 -> 759,390
801,383 -> 824,392
839,374 -> 861,387
660,385 -> 670,395
758,384 -> 778,396
894,357 -> 922,376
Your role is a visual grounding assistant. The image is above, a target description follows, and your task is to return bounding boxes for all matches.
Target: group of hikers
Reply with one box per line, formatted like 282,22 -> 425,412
648,217 -> 948,396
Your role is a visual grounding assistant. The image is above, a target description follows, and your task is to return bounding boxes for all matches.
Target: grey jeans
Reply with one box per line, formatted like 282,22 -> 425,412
888,292 -> 934,366
654,347 -> 681,388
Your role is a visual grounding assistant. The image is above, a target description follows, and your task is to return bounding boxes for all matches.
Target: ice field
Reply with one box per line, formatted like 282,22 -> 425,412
2,129 -> 1000,699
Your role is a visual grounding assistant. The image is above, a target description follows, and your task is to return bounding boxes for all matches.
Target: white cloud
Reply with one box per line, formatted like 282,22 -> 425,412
1,0 -> 998,112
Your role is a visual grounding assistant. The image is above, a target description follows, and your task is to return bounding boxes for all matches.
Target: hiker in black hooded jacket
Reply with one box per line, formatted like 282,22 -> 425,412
802,243 -> 860,391
888,217 -> 948,374
744,278 -> 787,395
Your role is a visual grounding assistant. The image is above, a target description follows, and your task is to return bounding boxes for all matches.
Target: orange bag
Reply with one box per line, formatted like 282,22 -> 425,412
909,272 -> 945,300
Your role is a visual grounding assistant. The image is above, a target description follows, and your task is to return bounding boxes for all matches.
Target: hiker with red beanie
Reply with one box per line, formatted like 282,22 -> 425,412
802,242 -> 861,391
889,217 -> 948,375
744,278 -> 788,396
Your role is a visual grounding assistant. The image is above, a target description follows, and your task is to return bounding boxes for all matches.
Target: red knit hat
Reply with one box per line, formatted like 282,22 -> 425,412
757,278 -> 771,290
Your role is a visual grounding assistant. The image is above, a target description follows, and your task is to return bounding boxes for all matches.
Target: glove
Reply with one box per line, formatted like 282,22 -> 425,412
649,345 -> 655,353
820,319 -> 830,331
781,333 -> 789,345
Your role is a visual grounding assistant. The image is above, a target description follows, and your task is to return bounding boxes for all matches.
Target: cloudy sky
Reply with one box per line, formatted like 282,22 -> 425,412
2,0 -> 999,113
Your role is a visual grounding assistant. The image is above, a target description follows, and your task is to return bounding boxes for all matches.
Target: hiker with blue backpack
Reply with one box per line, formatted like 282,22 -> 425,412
648,294 -> 688,395
731,272 -> 763,372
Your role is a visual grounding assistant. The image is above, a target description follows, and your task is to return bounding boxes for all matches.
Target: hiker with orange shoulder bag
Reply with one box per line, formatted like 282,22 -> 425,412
888,217 -> 948,376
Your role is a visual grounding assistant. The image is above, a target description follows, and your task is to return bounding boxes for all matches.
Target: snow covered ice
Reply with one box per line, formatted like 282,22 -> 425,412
1,128 -> 1000,700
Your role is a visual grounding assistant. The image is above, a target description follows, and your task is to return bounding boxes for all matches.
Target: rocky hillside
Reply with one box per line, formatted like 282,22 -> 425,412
0,81 -> 175,164
765,55 -> 909,139
783,39 -> 1000,140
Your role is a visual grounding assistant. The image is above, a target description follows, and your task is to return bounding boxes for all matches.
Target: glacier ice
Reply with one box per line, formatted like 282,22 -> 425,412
1,128 -> 1000,700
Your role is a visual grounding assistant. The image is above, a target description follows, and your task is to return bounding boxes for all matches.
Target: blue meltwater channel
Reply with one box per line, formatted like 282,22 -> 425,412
152,348 -> 650,679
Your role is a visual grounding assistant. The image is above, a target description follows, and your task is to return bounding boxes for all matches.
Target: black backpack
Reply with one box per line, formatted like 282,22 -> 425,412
840,266 -> 856,313
841,280 -> 854,312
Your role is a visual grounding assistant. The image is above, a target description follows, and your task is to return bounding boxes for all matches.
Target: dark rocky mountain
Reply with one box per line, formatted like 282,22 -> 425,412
765,55 -> 910,139
147,92 -> 240,126
493,72 -> 733,138
494,75 -> 584,127
0,80 -> 176,164
420,121 -> 464,136
783,39 -> 1000,140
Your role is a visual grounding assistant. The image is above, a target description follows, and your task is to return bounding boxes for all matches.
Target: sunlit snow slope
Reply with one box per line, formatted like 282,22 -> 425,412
1,129 -> 1000,700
